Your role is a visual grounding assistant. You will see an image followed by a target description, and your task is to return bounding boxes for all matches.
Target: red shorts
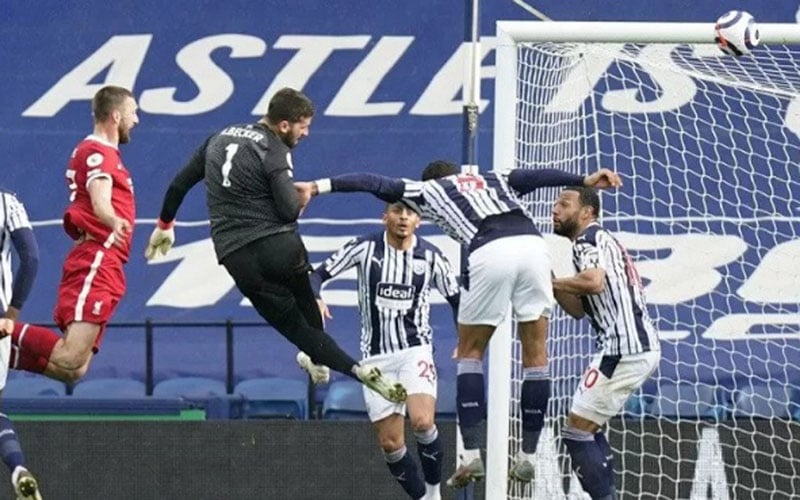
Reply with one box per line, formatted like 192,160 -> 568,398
53,241 -> 127,352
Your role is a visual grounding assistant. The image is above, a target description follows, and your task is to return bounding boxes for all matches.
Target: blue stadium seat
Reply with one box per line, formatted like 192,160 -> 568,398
322,381 -> 369,420
435,379 -> 457,420
235,378 -> 309,420
647,382 -> 727,419
732,383 -> 794,419
3,377 -> 67,398
153,377 -> 227,402
72,378 -> 147,399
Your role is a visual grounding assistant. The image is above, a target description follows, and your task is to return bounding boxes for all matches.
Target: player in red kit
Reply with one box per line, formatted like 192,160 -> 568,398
9,85 -> 138,383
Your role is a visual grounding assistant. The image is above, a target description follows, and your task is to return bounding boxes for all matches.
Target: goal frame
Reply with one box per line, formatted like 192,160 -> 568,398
488,20 -> 800,498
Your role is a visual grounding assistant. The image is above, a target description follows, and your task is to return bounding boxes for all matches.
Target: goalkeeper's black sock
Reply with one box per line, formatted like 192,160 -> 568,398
456,359 -> 486,451
563,425 -> 613,500
0,413 -> 24,473
415,426 -> 442,486
384,446 -> 425,499
521,365 -> 550,454
595,431 -> 617,497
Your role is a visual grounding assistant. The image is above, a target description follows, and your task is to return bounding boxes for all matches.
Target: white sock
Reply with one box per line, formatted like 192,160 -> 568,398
461,448 -> 481,463
519,450 -> 536,463
424,482 -> 441,499
11,466 -> 27,485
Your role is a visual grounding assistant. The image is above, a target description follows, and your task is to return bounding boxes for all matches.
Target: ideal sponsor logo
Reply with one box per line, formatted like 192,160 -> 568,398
376,283 -> 414,300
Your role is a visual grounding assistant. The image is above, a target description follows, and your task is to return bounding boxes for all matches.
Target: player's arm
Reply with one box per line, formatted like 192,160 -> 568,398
145,140 -> 208,259
552,273 -> 585,319
552,268 -> 605,295
296,173 -> 408,206
3,195 -> 40,322
309,238 -> 365,321
266,153 -> 303,222
87,177 -> 129,246
507,168 -> 621,196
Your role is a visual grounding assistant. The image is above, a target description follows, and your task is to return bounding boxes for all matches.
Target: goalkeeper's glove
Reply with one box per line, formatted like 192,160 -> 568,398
296,352 -> 331,384
144,219 -> 175,260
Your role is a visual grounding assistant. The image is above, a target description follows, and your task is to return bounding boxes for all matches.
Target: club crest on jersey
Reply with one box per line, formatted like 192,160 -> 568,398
413,259 -> 427,275
375,282 -> 414,311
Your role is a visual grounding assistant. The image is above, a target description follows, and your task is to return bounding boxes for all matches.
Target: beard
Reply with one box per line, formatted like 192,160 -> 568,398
553,217 -> 579,239
118,124 -> 131,144
277,129 -> 299,149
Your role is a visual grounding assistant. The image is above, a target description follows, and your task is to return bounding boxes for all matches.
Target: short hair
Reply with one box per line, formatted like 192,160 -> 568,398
421,160 -> 458,181
92,86 -> 134,122
385,200 -> 419,215
267,87 -> 315,124
563,186 -> 601,218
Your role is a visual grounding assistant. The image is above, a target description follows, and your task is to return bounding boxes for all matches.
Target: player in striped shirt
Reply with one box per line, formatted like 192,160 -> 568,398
551,187 -> 660,500
300,201 -> 459,500
295,162 -> 621,488
0,189 -> 44,499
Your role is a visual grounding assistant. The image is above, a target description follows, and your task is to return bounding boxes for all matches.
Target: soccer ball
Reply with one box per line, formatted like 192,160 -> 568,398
715,10 -> 760,57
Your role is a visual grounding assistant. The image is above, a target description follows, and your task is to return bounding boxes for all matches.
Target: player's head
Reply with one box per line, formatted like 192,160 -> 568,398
266,87 -> 315,149
552,186 -> 600,240
383,201 -> 421,242
92,86 -> 138,144
421,160 -> 458,181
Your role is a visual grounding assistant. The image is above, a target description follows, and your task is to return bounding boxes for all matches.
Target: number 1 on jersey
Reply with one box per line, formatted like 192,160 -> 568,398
221,143 -> 239,187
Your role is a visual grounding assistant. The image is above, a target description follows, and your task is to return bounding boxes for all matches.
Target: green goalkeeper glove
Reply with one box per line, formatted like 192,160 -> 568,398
144,219 -> 175,260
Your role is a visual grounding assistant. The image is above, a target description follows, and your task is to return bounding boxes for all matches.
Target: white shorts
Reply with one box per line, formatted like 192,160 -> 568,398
363,345 -> 437,423
571,350 -> 661,425
459,235 -> 554,326
0,337 -> 9,390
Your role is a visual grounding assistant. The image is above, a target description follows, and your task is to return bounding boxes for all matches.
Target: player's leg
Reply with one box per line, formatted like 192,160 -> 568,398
509,316 -> 550,481
42,321 -> 99,383
375,414 -> 426,499
9,322 -> 61,376
223,238 -> 406,402
0,333 -> 42,500
364,363 -> 426,500
400,347 -> 442,499
407,394 -> 441,500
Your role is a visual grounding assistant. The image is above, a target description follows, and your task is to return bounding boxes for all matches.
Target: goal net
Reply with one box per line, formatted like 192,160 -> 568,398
488,21 -> 800,499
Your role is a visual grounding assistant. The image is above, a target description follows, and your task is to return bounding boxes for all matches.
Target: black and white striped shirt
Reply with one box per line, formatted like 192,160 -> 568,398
313,232 -> 459,358
573,223 -> 660,356
0,191 -> 33,312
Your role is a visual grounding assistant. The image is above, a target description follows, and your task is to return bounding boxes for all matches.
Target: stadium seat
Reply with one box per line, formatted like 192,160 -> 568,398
72,378 -> 147,399
3,377 -> 67,398
647,382 -> 727,420
153,377 -> 228,402
732,383 -> 794,419
322,381 -> 369,420
235,377 -> 309,420
435,379 -> 457,420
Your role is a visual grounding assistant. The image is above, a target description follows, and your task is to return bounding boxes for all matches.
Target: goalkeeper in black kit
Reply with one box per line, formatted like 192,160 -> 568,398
144,87 -> 406,403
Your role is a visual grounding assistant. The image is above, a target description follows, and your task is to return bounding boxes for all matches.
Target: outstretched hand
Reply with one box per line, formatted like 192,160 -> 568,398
294,182 -> 316,210
584,168 -> 622,189
0,318 -> 14,338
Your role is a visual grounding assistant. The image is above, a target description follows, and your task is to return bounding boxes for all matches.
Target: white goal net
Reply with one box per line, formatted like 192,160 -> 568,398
489,21 -> 800,500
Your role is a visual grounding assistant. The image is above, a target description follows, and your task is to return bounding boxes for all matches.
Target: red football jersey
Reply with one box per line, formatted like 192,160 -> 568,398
63,135 -> 136,262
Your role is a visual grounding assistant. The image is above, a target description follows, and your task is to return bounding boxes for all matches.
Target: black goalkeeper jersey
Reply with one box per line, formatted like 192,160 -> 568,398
159,122 -> 303,262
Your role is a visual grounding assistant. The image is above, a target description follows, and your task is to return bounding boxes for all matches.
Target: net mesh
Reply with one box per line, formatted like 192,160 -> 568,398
501,41 -> 800,499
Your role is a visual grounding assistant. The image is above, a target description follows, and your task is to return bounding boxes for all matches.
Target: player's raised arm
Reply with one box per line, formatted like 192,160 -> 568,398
145,143 -> 207,260
300,173 -> 408,203
506,167 -> 621,196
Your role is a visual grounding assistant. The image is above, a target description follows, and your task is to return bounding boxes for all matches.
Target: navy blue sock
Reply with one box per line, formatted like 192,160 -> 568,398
415,426 -> 442,486
0,414 -> 24,472
456,359 -> 486,451
595,431 -> 617,499
521,366 -> 550,454
563,426 -> 612,500
385,446 -> 426,499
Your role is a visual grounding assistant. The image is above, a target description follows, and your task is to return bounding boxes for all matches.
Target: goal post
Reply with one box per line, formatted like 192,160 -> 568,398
489,20 -> 800,499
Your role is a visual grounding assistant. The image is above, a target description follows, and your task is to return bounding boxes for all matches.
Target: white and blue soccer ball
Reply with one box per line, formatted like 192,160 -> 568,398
715,10 -> 760,57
